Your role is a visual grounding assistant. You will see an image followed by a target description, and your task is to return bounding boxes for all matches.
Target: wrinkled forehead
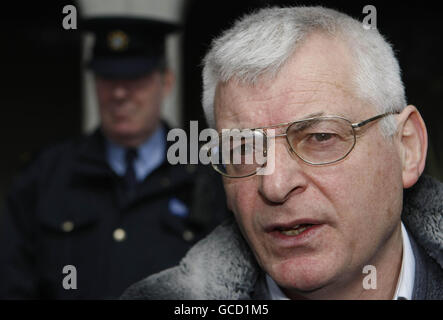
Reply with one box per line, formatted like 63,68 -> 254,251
214,33 -> 369,131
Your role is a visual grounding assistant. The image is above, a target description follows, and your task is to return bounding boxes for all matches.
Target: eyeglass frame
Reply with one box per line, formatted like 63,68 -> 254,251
209,111 -> 400,178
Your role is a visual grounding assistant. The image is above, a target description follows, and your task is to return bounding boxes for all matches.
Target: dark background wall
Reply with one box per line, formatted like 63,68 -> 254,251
0,2 -> 82,208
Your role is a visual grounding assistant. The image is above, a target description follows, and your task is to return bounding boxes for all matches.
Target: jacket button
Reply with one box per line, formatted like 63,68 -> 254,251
113,228 -> 126,242
61,221 -> 74,232
182,230 -> 194,242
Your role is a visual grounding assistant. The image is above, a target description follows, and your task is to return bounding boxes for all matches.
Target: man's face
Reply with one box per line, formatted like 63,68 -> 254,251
96,70 -> 172,146
214,33 -> 404,297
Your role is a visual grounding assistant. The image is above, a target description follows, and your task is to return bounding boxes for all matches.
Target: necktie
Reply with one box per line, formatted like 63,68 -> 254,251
124,148 -> 138,191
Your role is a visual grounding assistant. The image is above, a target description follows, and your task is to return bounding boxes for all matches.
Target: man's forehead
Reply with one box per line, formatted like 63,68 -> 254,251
214,76 -> 362,130
213,32 -> 362,129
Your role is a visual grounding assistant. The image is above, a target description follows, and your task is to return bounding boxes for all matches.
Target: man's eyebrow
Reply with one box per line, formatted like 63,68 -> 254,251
223,111 -> 343,132
268,111 -> 326,132
302,111 -> 325,119
259,111 -> 326,128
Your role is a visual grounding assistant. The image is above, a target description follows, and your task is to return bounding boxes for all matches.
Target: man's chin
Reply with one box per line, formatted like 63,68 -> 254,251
267,258 -> 337,295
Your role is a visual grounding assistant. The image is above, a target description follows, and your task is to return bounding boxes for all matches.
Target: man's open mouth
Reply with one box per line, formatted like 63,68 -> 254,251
276,224 -> 315,236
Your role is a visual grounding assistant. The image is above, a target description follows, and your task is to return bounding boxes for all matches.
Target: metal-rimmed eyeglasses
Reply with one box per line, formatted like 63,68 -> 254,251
204,112 -> 399,178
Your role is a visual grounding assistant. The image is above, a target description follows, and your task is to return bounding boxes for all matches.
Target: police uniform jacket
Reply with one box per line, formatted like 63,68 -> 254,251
0,129 -> 227,299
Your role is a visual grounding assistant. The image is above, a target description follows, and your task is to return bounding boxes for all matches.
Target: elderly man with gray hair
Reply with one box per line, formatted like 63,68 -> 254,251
122,6 -> 443,300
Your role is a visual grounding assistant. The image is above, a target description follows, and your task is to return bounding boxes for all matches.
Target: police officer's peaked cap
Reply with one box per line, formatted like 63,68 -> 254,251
82,16 -> 179,78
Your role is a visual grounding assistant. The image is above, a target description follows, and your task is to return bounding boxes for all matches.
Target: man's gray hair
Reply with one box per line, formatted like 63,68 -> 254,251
202,6 -> 406,135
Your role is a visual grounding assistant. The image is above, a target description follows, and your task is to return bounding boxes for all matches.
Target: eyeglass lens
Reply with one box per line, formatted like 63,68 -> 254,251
211,117 -> 356,177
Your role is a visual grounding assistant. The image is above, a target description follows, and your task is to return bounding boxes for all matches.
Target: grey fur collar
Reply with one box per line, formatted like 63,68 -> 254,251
122,219 -> 260,299
121,175 -> 443,299
402,176 -> 443,269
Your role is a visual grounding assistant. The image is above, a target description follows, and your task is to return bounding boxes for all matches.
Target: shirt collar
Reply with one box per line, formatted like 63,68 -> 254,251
106,125 -> 166,181
393,222 -> 415,300
266,273 -> 289,300
265,221 -> 416,300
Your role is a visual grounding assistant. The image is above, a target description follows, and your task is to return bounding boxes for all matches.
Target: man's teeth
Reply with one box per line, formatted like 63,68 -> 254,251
279,225 -> 310,236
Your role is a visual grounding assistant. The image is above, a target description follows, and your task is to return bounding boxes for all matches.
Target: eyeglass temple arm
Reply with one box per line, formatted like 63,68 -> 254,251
352,111 -> 400,128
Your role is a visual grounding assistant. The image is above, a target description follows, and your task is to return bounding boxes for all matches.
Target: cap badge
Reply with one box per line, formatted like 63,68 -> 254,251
107,30 -> 129,51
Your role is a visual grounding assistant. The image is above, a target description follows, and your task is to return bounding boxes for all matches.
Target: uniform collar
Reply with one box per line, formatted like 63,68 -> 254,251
71,125 -> 198,210
73,128 -> 112,177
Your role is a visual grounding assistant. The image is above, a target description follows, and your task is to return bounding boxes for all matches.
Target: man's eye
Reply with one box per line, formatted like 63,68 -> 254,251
309,133 -> 335,142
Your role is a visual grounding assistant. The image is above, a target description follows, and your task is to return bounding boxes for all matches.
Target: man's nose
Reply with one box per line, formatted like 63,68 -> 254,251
258,140 -> 307,204
112,84 -> 128,100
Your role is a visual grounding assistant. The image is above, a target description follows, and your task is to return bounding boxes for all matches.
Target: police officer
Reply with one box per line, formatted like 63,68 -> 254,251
0,17 -> 227,299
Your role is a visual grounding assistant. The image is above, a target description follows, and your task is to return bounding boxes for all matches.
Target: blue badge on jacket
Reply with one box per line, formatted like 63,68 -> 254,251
168,197 -> 189,217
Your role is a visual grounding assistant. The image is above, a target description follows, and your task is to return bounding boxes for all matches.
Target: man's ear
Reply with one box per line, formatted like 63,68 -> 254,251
396,105 -> 428,188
